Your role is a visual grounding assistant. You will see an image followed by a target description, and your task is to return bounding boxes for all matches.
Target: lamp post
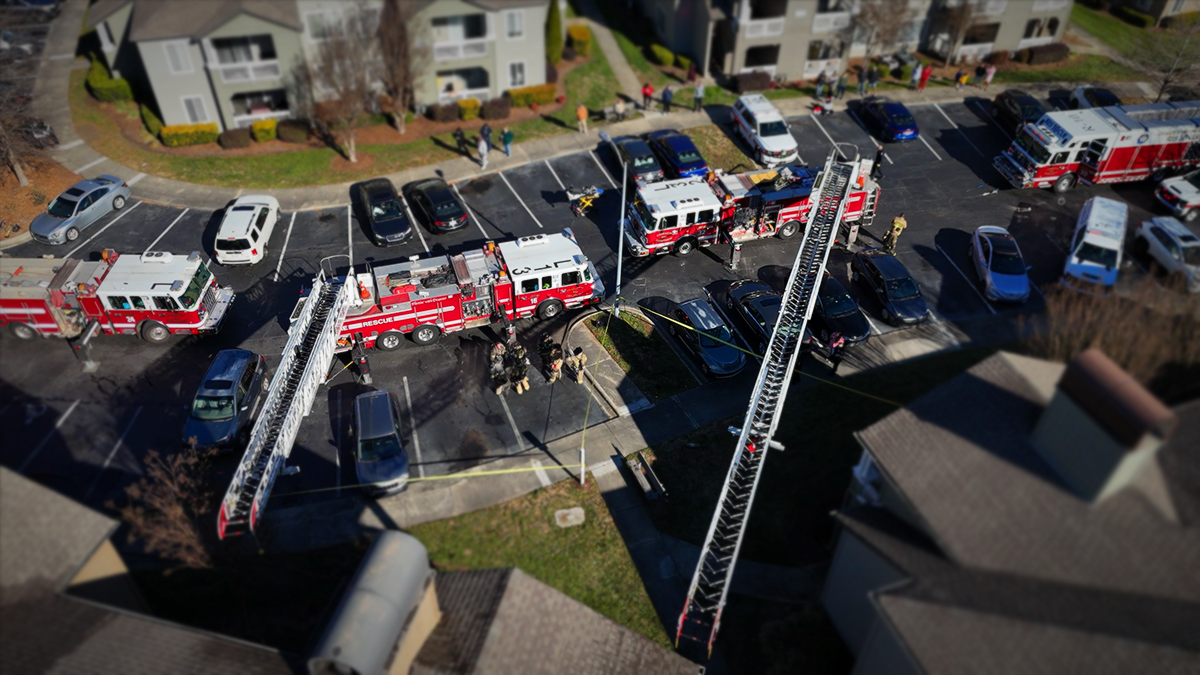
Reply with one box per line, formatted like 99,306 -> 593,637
599,131 -> 627,317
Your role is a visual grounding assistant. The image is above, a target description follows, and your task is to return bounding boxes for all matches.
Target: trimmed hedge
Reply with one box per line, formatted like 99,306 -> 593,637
86,55 -> 132,102
650,43 -> 674,66
218,128 -> 252,149
1163,10 -> 1200,28
1078,0 -> 1107,9
734,71 -> 771,93
139,103 -> 163,137
161,123 -> 219,147
250,118 -> 277,142
278,120 -> 309,143
1016,42 -> 1071,65
508,83 -> 557,107
898,64 -> 914,83
457,97 -> 481,121
568,25 -> 592,57
676,54 -> 692,71
546,0 -> 563,64
1113,5 -> 1155,28
427,102 -> 458,122
480,97 -> 512,120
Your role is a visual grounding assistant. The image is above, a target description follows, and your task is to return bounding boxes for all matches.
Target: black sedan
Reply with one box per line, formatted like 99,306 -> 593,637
850,249 -> 929,326
407,178 -> 468,233
724,280 -> 782,355
809,275 -> 871,346
669,298 -> 746,377
613,135 -> 664,185
357,178 -> 411,246
990,89 -> 1046,134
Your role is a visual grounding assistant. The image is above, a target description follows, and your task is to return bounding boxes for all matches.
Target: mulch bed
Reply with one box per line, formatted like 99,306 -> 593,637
2,155 -> 82,236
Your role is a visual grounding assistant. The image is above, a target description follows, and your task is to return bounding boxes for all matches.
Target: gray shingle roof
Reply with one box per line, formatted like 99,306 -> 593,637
117,0 -> 303,42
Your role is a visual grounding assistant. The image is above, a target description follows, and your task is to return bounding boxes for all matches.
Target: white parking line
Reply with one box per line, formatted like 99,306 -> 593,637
809,115 -> 841,154
72,157 -> 106,175
273,212 -> 296,282
403,376 -> 425,479
499,171 -> 543,228
545,160 -> 566,190
531,459 -> 552,487
127,172 -> 147,186
932,103 -> 985,158
862,310 -> 884,336
18,399 -> 80,473
971,100 -> 1013,141
589,150 -> 618,188
399,194 -> 429,253
143,208 -> 189,253
917,134 -> 943,161
85,406 -> 141,501
453,183 -> 491,239
497,392 -> 527,452
64,200 -> 142,258
846,110 -> 893,164
346,204 -> 354,270
59,139 -> 84,150
1044,232 -> 1065,253
936,243 -> 996,314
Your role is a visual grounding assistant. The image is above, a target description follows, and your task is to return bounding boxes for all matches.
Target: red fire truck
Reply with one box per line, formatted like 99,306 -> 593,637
319,229 -> 604,350
0,249 -> 235,343
992,100 -> 1200,193
622,160 -> 880,257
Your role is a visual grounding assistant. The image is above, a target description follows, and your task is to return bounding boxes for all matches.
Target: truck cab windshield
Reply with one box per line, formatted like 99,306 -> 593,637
180,262 -> 212,310
1074,241 -> 1118,268
633,198 -> 655,230
1015,132 -> 1051,165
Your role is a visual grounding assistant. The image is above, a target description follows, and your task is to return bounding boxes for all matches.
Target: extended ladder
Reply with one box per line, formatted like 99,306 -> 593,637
218,271 -> 355,539
676,151 -> 857,656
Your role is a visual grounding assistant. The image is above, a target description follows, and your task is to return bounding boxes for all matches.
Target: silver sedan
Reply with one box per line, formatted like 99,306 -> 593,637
30,175 -> 131,245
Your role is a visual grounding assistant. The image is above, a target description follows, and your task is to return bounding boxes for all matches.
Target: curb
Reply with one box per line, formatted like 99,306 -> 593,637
0,232 -> 33,251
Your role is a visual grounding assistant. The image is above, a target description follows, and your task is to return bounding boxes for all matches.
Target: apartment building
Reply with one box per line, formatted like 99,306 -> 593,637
87,0 -> 548,131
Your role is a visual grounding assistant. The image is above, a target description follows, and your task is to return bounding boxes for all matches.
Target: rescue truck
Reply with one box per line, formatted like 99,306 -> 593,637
622,159 -> 880,257
305,229 -> 604,350
0,249 -> 235,343
992,100 -> 1200,193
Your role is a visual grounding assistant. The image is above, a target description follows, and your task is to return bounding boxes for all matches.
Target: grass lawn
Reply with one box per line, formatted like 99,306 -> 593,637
586,309 -> 696,402
1070,3 -> 1144,57
409,479 -> 670,647
685,124 -> 756,173
645,346 -> 1001,568
993,53 -> 1143,84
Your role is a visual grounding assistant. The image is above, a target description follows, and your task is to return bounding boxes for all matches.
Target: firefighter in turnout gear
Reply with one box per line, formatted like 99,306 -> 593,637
490,342 -> 510,395
565,346 -> 588,383
537,333 -> 565,383
508,343 -> 531,394
883,213 -> 907,254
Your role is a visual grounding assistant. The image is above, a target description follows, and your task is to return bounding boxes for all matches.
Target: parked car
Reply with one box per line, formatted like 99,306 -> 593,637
357,178 -> 412,246
850,248 -> 930,325
644,129 -> 708,178
669,298 -> 746,377
990,89 -> 1046,134
1134,216 -> 1200,293
969,226 -> 1031,303
1070,85 -> 1121,110
407,178 -> 468,233
29,175 -> 130,245
730,94 -> 799,166
183,349 -> 269,451
612,135 -> 664,185
353,390 -> 410,498
1063,196 -> 1127,294
212,195 -> 279,266
724,279 -> 782,355
862,98 -> 919,142
1156,169 -> 1200,222
0,0 -> 60,22
809,275 -> 871,346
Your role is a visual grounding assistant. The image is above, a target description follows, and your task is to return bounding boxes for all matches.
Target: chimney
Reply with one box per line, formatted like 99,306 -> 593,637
1032,349 -> 1178,503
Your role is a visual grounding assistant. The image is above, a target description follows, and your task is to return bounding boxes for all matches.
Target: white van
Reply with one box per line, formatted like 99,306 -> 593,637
1062,196 -> 1127,293
731,95 -> 799,167
214,195 -> 280,266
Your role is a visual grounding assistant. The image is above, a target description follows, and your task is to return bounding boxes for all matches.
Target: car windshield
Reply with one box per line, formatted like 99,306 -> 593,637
47,197 -> 76,218
216,238 -> 251,251
823,291 -> 858,317
191,395 -> 234,421
359,434 -> 403,462
676,148 -> 703,164
180,262 -> 211,310
890,113 -> 915,126
1021,104 -> 1044,120
372,199 -> 402,219
991,250 -> 1026,275
1015,131 -> 1051,164
697,324 -> 733,349
632,153 -> 656,168
1184,172 -> 1200,190
1074,241 -> 1118,268
759,120 -> 788,137
885,277 -> 920,300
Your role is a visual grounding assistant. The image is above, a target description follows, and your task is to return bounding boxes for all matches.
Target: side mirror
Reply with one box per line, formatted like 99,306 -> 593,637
240,405 -> 249,412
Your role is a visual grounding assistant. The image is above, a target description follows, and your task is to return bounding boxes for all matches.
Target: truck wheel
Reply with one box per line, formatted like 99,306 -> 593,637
1186,209 -> 1199,223
777,220 -> 800,239
112,196 -> 126,210
140,321 -> 171,343
1052,173 -> 1076,193
674,238 -> 697,256
376,331 -> 403,351
9,323 -> 37,340
412,324 -> 441,346
65,227 -> 80,242
537,299 -> 564,320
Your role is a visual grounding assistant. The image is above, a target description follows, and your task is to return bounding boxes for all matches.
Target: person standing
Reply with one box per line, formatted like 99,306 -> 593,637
615,97 -> 627,120
686,61 -> 697,84
453,127 -> 468,157
480,122 -> 493,153
815,70 -> 828,99
828,332 -> 846,374
918,63 -> 932,92
954,69 -> 966,90
867,66 -> 879,93
856,66 -> 867,96
836,71 -> 848,99
910,62 -> 922,90
693,81 -> 704,112
973,64 -> 986,88
642,82 -> 654,109
984,63 -> 997,91
501,127 -> 514,157
576,102 -> 588,134
883,212 -> 907,254
477,135 -> 489,169
662,85 -> 673,113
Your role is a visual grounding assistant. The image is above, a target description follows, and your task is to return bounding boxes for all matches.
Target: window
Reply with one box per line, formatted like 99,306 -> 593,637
660,214 -> 679,229
78,194 -> 96,211
963,23 -> 1000,45
212,36 -> 276,64
540,275 -> 553,290
255,209 -> 269,229
1173,0 -> 1187,13
1047,17 -> 1059,36
250,227 -> 260,243
562,271 -> 582,286
505,10 -> 524,39
1052,151 -> 1068,164
806,40 -> 840,60
154,296 -> 179,310
432,14 -> 487,42
752,0 -> 788,19
521,279 -> 538,293
699,209 -> 714,222
1074,150 -> 1087,163
746,44 -> 781,67
182,96 -> 209,124
164,40 -> 193,74
1024,19 -> 1041,39
686,211 -> 696,225
238,365 -> 255,402
108,296 -> 130,310
508,61 -> 526,87
306,11 -> 342,40
131,297 -> 146,310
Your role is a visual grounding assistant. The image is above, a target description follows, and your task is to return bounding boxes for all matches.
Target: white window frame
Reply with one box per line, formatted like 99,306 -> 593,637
504,9 -> 525,40
163,40 -> 193,75
181,95 -> 209,124
98,22 -> 115,52
508,60 -> 526,88
1172,0 -> 1187,14
303,10 -> 342,42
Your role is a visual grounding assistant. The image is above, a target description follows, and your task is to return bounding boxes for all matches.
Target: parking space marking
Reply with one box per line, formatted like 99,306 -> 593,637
84,406 -> 141,501
272,212 -> 297,282
64,200 -> 142,258
59,139 -> 84,150
346,205 -> 354,270
917,134 -> 943,161
971,100 -> 1013,141
143,208 -> 189,253
1044,233 -> 1065,253
531,460 -> 552,487
452,183 -> 491,238
499,171 -> 543,228
18,399 -> 80,473
398,195 -> 430,253
932,103 -> 985,158
935,243 -> 996,314
809,115 -> 841,155
496,393 -> 527,452
403,376 -> 425,479
73,157 -> 107,174
127,172 -> 146,186
545,160 -> 566,190
589,150 -> 618,188
862,310 -> 883,336
846,110 -> 893,164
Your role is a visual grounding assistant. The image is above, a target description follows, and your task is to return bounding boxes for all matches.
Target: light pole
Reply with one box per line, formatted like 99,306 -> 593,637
599,131 -> 627,317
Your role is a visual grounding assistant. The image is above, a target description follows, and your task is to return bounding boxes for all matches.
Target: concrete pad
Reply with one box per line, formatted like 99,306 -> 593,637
588,357 -> 651,416
886,337 -> 946,362
555,507 -> 585,527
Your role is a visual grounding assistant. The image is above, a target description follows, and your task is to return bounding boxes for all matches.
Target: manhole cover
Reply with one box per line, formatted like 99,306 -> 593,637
555,507 -> 585,528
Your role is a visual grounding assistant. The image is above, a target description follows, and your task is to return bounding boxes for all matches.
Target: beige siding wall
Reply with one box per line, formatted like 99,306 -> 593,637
204,14 -> 304,129
821,528 -> 910,655
853,616 -> 923,675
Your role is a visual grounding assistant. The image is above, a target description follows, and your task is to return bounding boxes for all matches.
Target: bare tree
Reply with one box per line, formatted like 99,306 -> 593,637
852,1 -> 914,62
378,0 -> 428,135
937,0 -> 978,65
0,14 -> 39,186
1131,14 -> 1200,103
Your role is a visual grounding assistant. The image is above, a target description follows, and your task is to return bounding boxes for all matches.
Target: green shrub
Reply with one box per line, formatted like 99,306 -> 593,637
676,54 -> 693,71
567,24 -> 592,57
30,189 -> 47,206
1027,43 -> 1071,65
1113,5 -> 1156,28
1163,10 -> 1199,28
650,43 -> 674,66
734,71 -> 771,93
457,97 -> 481,121
507,83 -> 558,107
546,0 -> 563,64
427,102 -> 458,122
878,62 -> 894,78
218,128 -> 252,149
480,97 -> 512,120
85,55 -> 132,102
898,64 -> 914,83
139,103 -> 163,137
160,123 -> 219,147
278,120 -> 309,143
250,118 -> 277,142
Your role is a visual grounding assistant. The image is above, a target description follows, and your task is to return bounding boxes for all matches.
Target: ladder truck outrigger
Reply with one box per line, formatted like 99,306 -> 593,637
675,151 -> 856,658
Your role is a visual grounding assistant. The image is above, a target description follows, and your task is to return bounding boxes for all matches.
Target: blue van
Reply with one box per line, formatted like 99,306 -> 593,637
1062,197 -> 1127,294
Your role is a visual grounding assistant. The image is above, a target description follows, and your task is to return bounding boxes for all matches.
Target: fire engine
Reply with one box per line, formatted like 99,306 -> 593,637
622,158 -> 880,257
992,100 -> 1200,193
0,249 -> 235,343
303,229 -> 604,350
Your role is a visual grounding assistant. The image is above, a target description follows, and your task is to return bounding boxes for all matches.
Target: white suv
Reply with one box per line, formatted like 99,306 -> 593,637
1156,170 -> 1200,223
1134,217 -> 1200,293
731,95 -> 799,167
214,195 -> 280,266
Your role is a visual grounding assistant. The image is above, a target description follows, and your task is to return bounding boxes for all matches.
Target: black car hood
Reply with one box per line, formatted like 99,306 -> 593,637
885,294 -> 929,322
182,417 -> 236,448
824,310 -> 871,343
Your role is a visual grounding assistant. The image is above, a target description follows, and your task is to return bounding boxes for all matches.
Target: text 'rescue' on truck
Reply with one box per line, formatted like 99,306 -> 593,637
0,250 -> 235,343
300,229 -> 604,350
992,100 -> 1200,193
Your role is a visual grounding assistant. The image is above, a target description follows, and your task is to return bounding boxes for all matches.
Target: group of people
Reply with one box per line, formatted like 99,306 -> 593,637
489,330 -> 588,396
452,123 -> 515,170
954,63 -> 998,91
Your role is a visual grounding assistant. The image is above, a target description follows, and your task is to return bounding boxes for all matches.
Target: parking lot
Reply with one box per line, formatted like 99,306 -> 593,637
0,92 -> 1184,515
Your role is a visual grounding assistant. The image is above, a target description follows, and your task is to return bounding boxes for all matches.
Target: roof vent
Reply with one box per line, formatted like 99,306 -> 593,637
140,252 -> 174,264
187,251 -> 201,263
515,234 -> 547,247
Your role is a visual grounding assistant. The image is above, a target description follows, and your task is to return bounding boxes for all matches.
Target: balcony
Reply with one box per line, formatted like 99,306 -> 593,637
813,11 -> 850,34
1018,36 -> 1055,50
233,109 -> 291,129
433,40 -> 489,62
1033,0 -> 1070,11
437,86 -> 490,104
956,42 -> 994,63
743,18 -> 785,38
231,89 -> 289,128
216,60 -> 282,84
